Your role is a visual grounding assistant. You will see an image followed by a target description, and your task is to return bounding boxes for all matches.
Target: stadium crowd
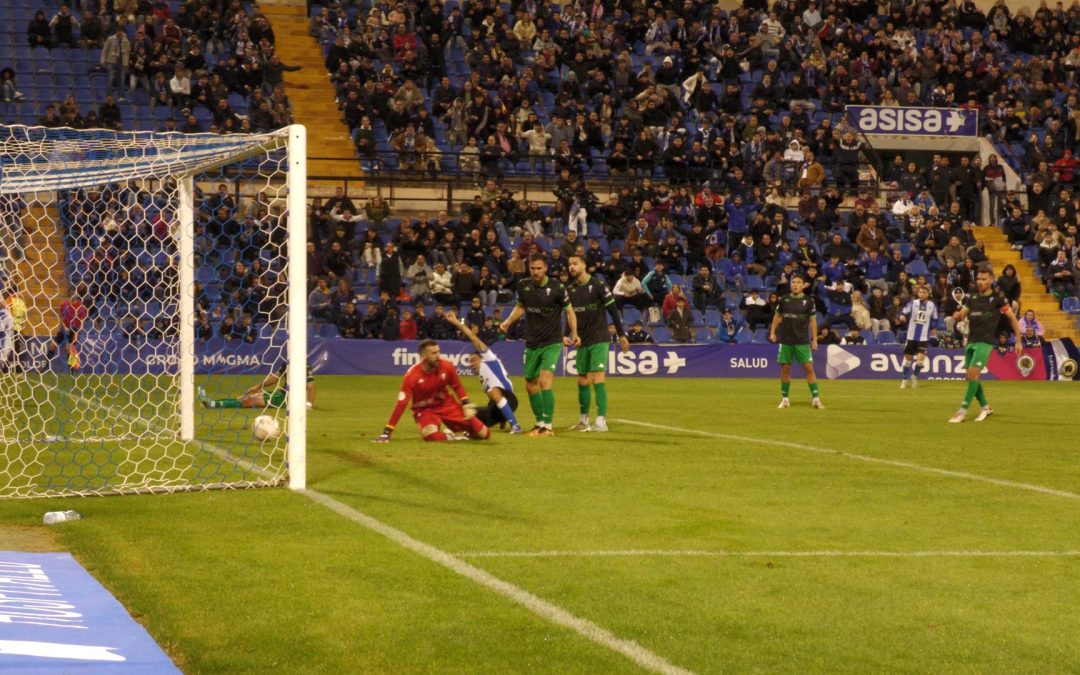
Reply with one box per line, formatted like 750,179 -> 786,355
300,0 -> 1080,344
6,1 -> 296,134
16,0 -> 1080,349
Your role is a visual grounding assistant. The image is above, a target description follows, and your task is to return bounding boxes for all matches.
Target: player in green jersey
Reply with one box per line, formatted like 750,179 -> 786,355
948,265 -> 1023,423
565,254 -> 630,432
200,362 -> 315,409
769,275 -> 824,409
499,253 -> 580,437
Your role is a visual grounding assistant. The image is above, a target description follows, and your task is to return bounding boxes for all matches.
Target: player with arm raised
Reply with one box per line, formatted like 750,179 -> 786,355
948,265 -> 1023,423
897,284 -> 939,389
769,275 -> 824,409
566,253 -> 630,432
499,253 -> 580,437
445,310 -> 523,434
199,361 -> 315,409
374,339 -> 491,442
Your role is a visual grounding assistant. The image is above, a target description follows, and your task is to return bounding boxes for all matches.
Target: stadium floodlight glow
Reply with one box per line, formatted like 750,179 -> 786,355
0,124 -> 307,498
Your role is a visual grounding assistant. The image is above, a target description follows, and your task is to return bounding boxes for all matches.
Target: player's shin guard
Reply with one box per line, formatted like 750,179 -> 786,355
902,364 -> 911,380
961,380 -> 980,409
210,398 -> 242,408
809,383 -> 819,398
594,383 -> 608,416
781,382 -> 791,397
975,382 -> 988,407
578,384 -> 591,414
528,391 -> 544,423
497,397 -> 519,429
541,389 -> 555,425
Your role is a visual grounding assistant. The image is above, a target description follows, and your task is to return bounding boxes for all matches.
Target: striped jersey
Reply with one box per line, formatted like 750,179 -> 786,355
478,350 -> 514,395
900,298 -> 938,342
0,306 -> 11,363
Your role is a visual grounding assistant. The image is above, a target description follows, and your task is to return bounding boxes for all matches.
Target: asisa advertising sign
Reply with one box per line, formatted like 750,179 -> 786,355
846,105 -> 979,137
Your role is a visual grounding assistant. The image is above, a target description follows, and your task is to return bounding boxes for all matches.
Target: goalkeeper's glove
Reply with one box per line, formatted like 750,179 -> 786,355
461,398 -> 477,419
373,426 -> 393,443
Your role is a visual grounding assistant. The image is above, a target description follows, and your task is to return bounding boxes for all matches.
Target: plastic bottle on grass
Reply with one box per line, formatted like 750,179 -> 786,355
43,510 -> 82,525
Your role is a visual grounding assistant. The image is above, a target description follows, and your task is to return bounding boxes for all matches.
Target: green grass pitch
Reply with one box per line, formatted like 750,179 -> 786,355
3,375 -> 1080,673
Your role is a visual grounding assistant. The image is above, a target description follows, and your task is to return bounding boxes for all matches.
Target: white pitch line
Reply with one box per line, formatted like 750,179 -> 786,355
56,391 -> 694,673
612,419 -> 1080,502
456,549 -> 1080,559
303,489 -> 694,675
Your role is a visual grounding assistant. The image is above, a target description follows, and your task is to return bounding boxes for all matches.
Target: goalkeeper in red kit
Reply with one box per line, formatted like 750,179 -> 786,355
373,339 -> 491,442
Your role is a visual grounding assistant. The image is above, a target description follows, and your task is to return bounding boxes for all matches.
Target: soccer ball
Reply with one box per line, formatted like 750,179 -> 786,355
252,415 -> 281,441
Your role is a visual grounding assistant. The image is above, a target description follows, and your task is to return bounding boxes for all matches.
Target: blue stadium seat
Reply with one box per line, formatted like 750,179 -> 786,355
1062,296 -> 1080,314
651,327 -> 672,343
876,330 -> 897,345
905,260 -> 929,277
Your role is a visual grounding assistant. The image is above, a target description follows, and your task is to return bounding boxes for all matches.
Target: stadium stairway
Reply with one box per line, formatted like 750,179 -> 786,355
976,226 -> 1080,342
260,3 -> 365,192
16,204 -> 65,336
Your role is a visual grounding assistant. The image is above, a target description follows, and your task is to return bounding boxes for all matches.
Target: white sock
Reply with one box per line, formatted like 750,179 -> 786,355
596,416 -> 606,425
580,414 -> 589,424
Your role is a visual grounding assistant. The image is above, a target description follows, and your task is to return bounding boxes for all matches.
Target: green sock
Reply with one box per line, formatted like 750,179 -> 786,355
594,382 -> 608,416
809,382 -> 820,398
781,382 -> 791,397
541,389 -> 555,425
961,380 -> 979,409
212,398 -> 242,408
578,384 -> 591,415
975,382 -> 988,407
528,391 -> 544,423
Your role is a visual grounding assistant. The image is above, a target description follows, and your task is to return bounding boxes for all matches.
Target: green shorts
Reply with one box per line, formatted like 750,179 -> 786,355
576,342 -> 609,374
964,342 -> 993,369
263,390 -> 286,408
777,343 -> 813,365
524,343 -> 562,380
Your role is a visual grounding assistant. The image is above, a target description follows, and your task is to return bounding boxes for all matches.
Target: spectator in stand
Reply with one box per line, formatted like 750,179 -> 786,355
997,264 -> 1022,314
404,254 -> 434,306
614,270 -> 649,313
399,308 -> 419,340
867,287 -> 891,339
49,5 -> 80,49
365,196 -> 391,229
338,302 -> 362,339
28,10 -> 52,49
309,278 -> 333,323
626,321 -> 654,344
1018,310 -> 1044,338
741,289 -> 772,331
666,297 -> 694,343
101,26 -> 131,100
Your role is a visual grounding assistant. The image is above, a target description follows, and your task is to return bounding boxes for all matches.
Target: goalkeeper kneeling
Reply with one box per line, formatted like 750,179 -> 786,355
373,339 -> 490,442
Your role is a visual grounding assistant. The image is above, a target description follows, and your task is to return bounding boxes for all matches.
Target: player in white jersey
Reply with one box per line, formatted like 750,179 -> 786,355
896,285 -> 939,388
446,311 -> 523,433
0,303 -> 14,369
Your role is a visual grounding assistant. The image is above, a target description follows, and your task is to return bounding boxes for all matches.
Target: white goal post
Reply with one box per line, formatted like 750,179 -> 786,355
0,124 -> 307,498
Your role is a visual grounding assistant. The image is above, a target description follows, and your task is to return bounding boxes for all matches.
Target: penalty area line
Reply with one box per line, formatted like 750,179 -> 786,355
302,489 -> 694,675
612,419 -> 1080,502
456,549 -> 1080,559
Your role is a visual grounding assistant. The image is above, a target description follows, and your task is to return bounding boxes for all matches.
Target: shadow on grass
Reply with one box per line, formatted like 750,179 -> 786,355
316,449 -> 537,525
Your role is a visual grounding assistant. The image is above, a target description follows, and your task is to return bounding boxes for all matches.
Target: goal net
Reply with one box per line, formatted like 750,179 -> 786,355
0,124 -> 307,498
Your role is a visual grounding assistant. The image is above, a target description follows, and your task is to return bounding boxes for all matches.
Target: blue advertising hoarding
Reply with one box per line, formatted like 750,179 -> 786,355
24,337 -> 1079,381
0,552 -> 179,673
846,105 -> 979,137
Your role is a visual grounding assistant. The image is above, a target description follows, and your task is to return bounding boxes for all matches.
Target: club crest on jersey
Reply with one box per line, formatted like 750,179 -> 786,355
546,288 -> 552,296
